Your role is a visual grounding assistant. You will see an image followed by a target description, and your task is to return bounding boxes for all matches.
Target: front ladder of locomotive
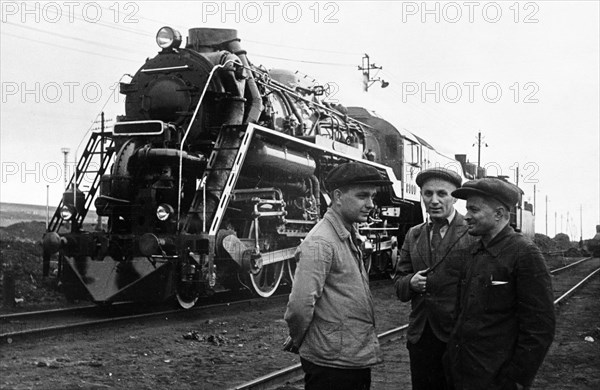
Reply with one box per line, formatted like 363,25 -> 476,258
42,131 -> 115,277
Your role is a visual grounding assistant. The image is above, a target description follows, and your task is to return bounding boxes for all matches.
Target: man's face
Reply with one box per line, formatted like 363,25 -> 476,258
334,185 -> 377,224
421,179 -> 457,221
464,196 -> 498,236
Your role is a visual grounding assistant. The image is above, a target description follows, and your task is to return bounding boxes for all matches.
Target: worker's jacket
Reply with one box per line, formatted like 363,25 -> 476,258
446,225 -> 555,389
284,209 -> 382,368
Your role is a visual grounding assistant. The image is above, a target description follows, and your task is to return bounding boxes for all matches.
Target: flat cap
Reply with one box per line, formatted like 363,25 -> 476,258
415,167 -> 463,188
451,177 -> 522,210
325,162 -> 392,191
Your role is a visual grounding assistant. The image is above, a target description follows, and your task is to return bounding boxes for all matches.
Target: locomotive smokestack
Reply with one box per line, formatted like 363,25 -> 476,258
187,28 -> 239,51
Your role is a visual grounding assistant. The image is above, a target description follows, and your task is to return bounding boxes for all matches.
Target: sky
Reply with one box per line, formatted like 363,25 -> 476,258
1,0 -> 598,239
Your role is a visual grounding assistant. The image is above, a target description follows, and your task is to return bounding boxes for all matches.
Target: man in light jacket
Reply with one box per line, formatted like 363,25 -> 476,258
284,162 -> 390,390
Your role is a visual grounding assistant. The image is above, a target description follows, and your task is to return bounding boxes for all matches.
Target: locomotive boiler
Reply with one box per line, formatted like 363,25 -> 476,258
42,26 -> 533,308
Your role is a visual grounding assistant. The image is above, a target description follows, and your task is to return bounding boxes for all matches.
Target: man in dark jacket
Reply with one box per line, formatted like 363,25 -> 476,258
284,162 -> 390,390
447,177 -> 555,390
395,167 -> 474,390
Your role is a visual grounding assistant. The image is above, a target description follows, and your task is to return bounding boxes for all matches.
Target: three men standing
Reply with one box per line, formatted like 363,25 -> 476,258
395,167 -> 474,390
285,163 -> 555,390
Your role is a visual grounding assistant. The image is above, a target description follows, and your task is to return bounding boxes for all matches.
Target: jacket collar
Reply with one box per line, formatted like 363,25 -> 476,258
323,208 -> 354,241
416,211 -> 468,265
471,224 -> 515,256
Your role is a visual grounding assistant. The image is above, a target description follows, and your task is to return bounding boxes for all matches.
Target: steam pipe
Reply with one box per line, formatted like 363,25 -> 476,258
135,147 -> 206,166
226,40 -> 263,123
177,60 -> 239,229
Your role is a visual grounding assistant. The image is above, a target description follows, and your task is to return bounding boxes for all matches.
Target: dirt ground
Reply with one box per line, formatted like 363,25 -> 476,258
1,221 -> 598,389
532,274 -> 600,390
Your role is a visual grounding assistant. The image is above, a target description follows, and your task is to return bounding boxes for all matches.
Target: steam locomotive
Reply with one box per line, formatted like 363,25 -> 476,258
42,27 -> 533,308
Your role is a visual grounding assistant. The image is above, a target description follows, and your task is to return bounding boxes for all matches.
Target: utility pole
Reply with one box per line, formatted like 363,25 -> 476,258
545,195 -> 548,236
533,184 -> 536,215
580,204 -> 583,241
554,211 -> 557,236
561,214 -> 564,233
46,185 -> 49,229
60,147 -> 70,190
472,132 -> 488,178
358,54 -> 389,92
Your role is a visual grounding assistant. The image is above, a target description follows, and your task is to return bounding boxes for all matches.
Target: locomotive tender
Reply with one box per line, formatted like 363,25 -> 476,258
42,27 -> 532,308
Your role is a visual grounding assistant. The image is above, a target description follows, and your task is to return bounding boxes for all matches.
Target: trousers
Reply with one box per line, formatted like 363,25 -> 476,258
407,321 -> 453,390
300,358 -> 371,390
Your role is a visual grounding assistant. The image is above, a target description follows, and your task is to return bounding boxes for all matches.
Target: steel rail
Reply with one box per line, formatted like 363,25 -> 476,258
550,257 -> 593,274
553,267 -> 600,305
0,279 -> 391,345
0,294 -> 288,345
0,301 -> 133,321
230,324 -> 409,390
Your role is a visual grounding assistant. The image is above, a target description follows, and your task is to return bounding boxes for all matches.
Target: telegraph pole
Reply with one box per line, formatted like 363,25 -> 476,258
579,204 -> 583,241
561,214 -> 564,233
473,132 -> 488,178
533,184 -> 536,215
545,195 -> 548,236
60,147 -> 70,190
46,185 -> 49,229
358,54 -> 389,91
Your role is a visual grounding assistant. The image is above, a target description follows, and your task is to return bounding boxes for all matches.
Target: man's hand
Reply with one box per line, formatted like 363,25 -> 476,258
410,268 -> 429,293
283,335 -> 299,354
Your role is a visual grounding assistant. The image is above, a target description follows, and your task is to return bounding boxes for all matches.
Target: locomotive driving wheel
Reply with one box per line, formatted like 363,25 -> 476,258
249,260 -> 284,297
247,232 -> 284,297
284,258 -> 297,285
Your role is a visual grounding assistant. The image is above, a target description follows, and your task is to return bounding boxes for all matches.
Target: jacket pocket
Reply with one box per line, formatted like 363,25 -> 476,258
307,318 -> 343,356
342,319 -> 377,361
484,282 -> 514,313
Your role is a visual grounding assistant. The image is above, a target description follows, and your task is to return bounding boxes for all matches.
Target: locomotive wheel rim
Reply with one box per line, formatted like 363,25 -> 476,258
176,290 -> 199,309
249,262 -> 284,298
284,258 -> 297,285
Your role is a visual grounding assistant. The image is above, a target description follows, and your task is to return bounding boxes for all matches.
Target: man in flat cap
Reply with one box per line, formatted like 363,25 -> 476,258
395,167 -> 475,390
284,162 -> 390,390
446,177 -> 555,390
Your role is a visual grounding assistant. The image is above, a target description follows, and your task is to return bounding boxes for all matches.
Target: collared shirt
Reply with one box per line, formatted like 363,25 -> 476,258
428,208 -> 456,240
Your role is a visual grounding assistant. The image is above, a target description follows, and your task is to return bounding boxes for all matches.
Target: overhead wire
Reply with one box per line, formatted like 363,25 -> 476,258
4,21 -> 151,56
245,39 -> 362,56
251,53 -> 356,67
1,30 -> 140,64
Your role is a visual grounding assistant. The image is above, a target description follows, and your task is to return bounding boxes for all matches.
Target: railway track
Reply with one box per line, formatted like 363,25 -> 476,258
231,257 -> 600,390
0,290 -> 288,344
0,280 -> 391,344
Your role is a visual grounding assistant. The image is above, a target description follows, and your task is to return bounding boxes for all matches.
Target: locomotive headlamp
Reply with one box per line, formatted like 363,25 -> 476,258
60,204 -> 77,221
156,27 -> 182,50
156,203 -> 175,221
